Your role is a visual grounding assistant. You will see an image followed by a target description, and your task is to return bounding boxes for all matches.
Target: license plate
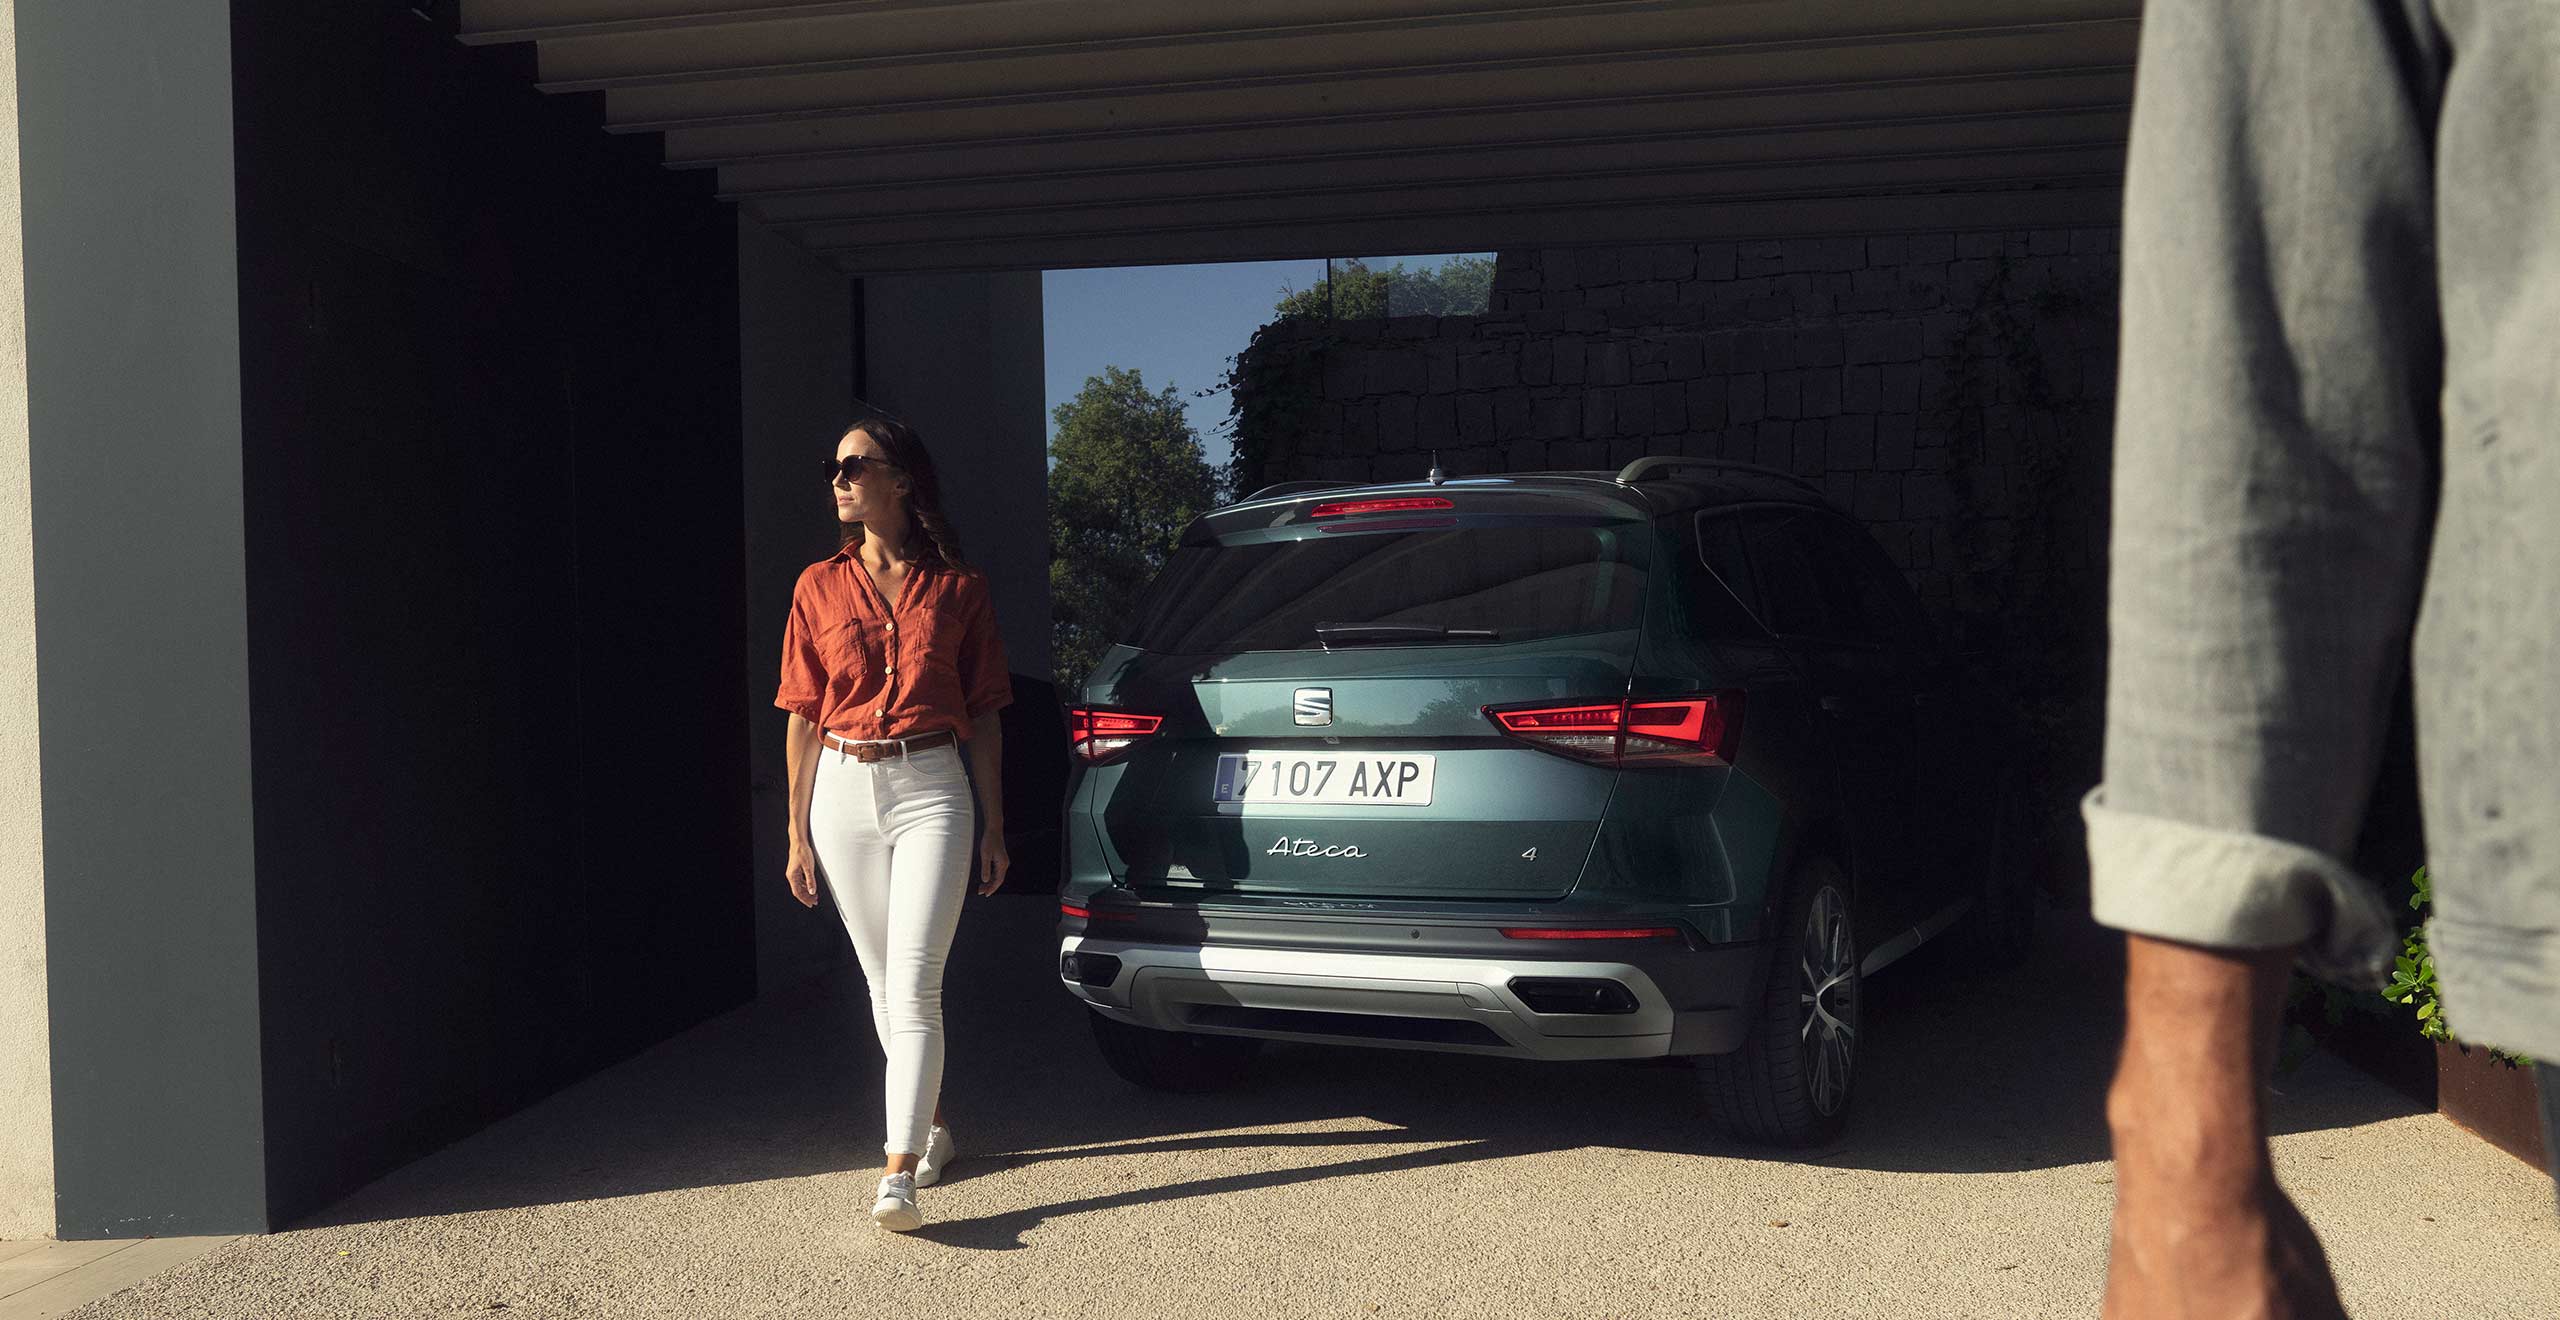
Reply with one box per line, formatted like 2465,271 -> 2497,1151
1213,752 -> 1436,806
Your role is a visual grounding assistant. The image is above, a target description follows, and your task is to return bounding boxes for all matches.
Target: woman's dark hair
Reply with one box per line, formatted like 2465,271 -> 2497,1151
838,413 -> 968,570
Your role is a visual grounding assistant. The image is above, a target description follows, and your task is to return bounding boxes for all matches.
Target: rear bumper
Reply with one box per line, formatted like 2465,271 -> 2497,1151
1059,933 -> 1759,1061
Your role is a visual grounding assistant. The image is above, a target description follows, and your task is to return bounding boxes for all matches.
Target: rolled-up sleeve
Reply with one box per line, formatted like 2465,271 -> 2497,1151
957,577 -> 1014,723
2087,0 -> 2446,984
775,582 -> 826,724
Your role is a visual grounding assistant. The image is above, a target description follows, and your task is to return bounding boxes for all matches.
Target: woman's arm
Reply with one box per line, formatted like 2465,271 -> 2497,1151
783,712 -> 825,908
968,709 -> 1008,895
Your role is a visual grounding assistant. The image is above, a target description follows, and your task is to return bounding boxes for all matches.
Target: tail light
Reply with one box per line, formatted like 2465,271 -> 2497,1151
1061,898 -> 1135,924
1482,693 -> 1741,768
1066,706 -> 1163,766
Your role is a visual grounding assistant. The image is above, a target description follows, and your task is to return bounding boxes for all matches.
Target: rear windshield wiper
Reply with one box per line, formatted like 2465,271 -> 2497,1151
1314,622 -> 1501,647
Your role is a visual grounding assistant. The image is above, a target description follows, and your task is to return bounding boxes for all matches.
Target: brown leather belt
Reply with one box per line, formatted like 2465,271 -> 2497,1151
823,729 -> 957,763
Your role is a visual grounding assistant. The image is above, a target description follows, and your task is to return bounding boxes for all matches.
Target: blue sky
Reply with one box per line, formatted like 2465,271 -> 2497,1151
1041,253 -> 1489,470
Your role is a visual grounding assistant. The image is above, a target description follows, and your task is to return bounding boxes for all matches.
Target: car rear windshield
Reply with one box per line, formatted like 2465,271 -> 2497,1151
1122,523 -> 1648,654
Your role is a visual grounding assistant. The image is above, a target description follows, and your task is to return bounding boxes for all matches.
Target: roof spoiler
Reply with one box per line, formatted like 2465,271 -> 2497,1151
1237,480 -> 1356,503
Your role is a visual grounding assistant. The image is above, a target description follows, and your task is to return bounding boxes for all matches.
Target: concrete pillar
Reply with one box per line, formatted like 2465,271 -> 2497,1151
0,0 -> 53,1242
861,273 -> 1052,681
14,2 -> 263,1237
738,217 -> 860,994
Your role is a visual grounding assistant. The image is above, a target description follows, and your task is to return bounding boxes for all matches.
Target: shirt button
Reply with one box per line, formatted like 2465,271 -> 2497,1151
883,664 -> 895,676
875,708 -> 887,719
886,621 -> 897,633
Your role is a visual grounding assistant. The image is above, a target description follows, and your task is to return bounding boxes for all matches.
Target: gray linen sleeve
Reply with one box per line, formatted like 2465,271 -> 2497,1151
2086,0 -> 2446,983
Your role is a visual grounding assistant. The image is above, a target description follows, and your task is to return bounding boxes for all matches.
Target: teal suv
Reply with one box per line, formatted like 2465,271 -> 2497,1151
1055,457 -> 2034,1146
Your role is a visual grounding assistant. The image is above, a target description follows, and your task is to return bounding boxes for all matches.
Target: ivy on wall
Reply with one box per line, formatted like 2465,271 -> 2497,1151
1927,254 -> 2116,898
1218,317 -> 1333,495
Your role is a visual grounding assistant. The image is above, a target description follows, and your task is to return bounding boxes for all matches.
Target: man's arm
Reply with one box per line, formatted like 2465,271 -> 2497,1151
2090,0 -> 2443,975
2094,2 -> 2447,1315
2105,938 -> 2344,1319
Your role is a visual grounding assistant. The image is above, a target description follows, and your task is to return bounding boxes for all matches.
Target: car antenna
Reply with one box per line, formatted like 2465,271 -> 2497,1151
1427,450 -> 1445,486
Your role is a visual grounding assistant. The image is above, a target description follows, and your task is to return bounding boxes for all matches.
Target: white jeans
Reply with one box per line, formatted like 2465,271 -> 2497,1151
809,741 -> 975,1157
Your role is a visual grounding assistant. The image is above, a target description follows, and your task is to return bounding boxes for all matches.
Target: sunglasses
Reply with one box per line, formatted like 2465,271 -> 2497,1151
820,454 -> 900,484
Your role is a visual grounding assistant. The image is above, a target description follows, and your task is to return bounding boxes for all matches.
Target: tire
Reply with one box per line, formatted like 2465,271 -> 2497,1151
1959,779 -> 2040,970
1087,1009 -> 1262,1093
1696,859 -> 1860,1147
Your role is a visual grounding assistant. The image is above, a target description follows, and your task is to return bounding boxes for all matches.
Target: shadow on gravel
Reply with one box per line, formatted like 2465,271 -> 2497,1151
294,891 -> 2423,1237
910,1137 -> 1553,1250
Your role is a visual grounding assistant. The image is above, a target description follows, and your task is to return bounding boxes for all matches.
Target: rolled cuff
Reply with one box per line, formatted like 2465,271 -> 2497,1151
2429,917 -> 2560,1062
774,693 -> 822,724
2083,787 -> 2397,987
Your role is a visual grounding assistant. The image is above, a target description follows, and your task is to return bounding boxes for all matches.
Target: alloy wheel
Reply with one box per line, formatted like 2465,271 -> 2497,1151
1797,885 -> 1858,1116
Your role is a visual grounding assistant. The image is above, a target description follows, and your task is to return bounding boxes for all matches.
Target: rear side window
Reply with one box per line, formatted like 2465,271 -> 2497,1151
1728,509 -> 1935,651
1123,524 -> 1647,653
1682,514 -> 1768,640
1734,512 -> 1858,640
1816,525 -> 1938,653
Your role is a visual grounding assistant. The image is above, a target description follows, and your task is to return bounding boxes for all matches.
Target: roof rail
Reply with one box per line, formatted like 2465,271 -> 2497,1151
1613,456 -> 1821,493
1239,479 -> 1356,503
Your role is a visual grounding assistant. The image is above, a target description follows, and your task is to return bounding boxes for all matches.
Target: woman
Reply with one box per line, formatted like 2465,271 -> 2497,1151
776,414 -> 1011,1233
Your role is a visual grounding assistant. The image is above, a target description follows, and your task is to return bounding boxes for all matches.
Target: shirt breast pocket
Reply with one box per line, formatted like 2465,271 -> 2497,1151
925,609 -> 969,679
821,619 -> 870,683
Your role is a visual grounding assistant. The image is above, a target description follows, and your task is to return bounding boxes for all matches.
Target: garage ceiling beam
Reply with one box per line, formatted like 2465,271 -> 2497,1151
788,145 -> 2125,249
457,0 -> 2141,275
517,0 -> 1703,85
812,185 -> 2125,274
706,73 -> 2132,191
654,52 -> 2134,168
738,109 -> 2130,226
530,1 -> 2134,96
593,10 -> 2137,131
460,0 -> 1646,45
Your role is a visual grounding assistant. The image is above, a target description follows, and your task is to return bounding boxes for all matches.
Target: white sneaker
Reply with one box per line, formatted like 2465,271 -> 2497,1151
870,1172 -> 922,1232
914,1125 -> 957,1188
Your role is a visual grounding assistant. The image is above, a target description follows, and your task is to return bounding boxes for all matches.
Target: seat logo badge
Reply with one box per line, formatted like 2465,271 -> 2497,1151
1293,688 -> 1333,727
1269,835 -> 1366,859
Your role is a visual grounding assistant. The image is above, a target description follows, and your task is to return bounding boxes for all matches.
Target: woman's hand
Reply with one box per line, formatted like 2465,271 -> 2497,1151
976,824 -> 1010,896
786,836 -> 821,909
783,713 -> 824,910
966,711 -> 1009,897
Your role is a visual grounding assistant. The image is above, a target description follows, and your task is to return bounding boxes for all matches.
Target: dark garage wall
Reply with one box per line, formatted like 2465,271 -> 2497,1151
231,3 -> 753,1225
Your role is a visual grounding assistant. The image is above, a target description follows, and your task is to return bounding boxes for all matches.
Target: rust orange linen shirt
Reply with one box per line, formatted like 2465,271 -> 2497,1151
775,547 -> 1012,742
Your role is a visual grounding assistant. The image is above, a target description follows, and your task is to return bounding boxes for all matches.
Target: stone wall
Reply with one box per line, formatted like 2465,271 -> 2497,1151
1238,227 -> 2119,627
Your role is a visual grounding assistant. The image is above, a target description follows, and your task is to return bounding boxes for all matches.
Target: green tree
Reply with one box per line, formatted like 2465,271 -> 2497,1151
1049,367 -> 1224,691
1270,255 -> 1495,321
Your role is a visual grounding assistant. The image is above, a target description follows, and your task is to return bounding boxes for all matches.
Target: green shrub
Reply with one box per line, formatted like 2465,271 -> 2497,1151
2384,866 -> 2532,1066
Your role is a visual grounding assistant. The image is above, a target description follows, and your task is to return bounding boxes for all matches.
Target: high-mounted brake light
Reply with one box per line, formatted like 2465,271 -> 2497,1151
1309,496 -> 1455,518
1066,706 -> 1164,766
1483,693 -> 1741,768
